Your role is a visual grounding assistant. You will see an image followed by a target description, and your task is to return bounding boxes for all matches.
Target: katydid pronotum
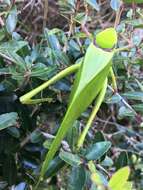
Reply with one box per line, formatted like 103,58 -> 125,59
20,28 -> 125,183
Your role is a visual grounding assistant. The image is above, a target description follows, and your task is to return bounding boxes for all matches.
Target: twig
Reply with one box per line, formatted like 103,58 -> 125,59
21,0 -> 34,11
114,4 -> 124,28
42,132 -> 70,151
43,0 -> 48,29
96,117 -> 142,139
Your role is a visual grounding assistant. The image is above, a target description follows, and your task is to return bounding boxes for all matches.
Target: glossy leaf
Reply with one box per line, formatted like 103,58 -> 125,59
85,141 -> 111,160
118,106 -> 135,119
45,156 -> 65,178
59,150 -> 82,166
0,40 -> 28,53
0,49 -> 26,71
135,142 -> 143,150
115,152 -> 128,169
101,156 -> 113,167
68,166 -> 86,190
108,166 -> 130,190
40,43 -> 114,177
93,131 -> 105,143
31,63 -> 57,80
106,94 -> 121,104
44,28 -> 61,50
0,112 -> 18,131
30,130 -> 43,143
122,92 -> 143,101
6,7 -> 17,34
96,28 -> 117,49
7,127 -> 20,138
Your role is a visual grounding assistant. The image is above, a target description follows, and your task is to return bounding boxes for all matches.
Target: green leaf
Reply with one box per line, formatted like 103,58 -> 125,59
45,156 -> 65,178
96,28 -> 117,49
118,106 -> 135,119
30,130 -> 43,143
7,127 -> 20,138
0,40 -> 28,53
115,152 -> 128,169
125,19 -> 143,28
31,63 -> 57,80
74,13 -> 90,24
108,166 -> 130,190
135,142 -> 143,150
133,104 -> 143,113
106,94 -> 121,104
68,166 -> 86,190
122,92 -> 143,101
85,141 -> 111,160
0,112 -> 18,131
40,43 -> 114,177
85,0 -> 100,11
124,0 -> 143,3
93,131 -> 105,143
59,150 -> 82,166
58,0 -> 76,15
101,156 -> 113,167
6,7 -> 17,34
0,46 -> 27,71
44,28 -> 61,50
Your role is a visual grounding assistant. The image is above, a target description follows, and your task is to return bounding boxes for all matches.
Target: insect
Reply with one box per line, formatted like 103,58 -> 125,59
20,28 -> 125,182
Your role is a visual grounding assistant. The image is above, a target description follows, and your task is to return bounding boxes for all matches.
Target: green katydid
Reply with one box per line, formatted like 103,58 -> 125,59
20,27 -> 118,182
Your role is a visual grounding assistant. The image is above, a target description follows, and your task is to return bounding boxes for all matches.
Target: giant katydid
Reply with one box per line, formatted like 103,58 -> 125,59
20,27 -> 119,182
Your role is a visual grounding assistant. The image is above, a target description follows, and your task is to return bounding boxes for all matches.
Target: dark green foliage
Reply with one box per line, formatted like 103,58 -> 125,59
0,0 -> 143,189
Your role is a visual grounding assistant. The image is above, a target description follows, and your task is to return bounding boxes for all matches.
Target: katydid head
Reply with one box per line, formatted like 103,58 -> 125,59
95,27 -> 118,49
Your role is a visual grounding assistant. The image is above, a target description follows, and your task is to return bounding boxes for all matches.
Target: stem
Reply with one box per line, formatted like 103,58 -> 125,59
43,0 -> 48,29
77,78 -> 108,149
88,161 -> 106,189
20,64 -> 80,104
114,5 -> 124,28
110,67 -> 117,92
34,178 -> 42,190
114,45 -> 133,53
88,160 -> 96,173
